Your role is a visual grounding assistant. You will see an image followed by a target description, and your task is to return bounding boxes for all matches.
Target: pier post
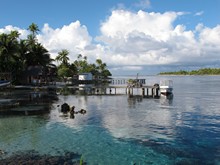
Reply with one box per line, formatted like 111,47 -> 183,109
142,88 -> 145,97
155,87 -> 160,98
128,87 -> 133,97
96,88 -> 99,95
146,88 -> 149,96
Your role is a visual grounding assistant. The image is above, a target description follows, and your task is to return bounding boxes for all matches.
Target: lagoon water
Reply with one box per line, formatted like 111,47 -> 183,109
0,76 -> 220,164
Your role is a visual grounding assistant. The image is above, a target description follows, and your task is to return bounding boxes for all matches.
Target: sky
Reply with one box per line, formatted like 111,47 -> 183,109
1,0 -> 220,75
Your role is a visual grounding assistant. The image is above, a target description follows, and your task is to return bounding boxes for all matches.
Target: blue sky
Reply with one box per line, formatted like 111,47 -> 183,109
1,0 -> 220,75
1,0 -> 219,35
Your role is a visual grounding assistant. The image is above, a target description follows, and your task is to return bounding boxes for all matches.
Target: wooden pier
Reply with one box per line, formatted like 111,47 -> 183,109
7,77 -> 162,98
89,77 -> 161,98
91,85 -> 160,98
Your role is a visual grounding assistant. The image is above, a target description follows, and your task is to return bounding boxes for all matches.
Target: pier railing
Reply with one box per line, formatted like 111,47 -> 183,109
110,78 -> 146,85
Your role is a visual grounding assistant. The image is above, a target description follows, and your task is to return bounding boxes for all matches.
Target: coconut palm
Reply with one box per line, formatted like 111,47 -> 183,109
26,43 -> 52,67
27,23 -> 39,48
0,32 -> 19,72
55,49 -> 70,66
28,23 -> 39,36
95,59 -> 111,77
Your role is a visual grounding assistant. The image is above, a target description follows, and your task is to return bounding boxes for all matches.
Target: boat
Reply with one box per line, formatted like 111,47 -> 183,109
160,80 -> 173,95
0,80 -> 11,87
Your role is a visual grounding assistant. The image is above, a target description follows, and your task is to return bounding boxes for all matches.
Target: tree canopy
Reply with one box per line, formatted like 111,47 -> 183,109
55,52 -> 112,80
0,24 -> 54,83
159,68 -> 220,75
0,22 -> 112,84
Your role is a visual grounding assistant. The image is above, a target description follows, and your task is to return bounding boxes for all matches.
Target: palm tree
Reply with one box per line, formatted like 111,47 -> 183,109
0,32 -> 19,72
96,59 -> 106,72
27,23 -> 39,48
9,30 -> 20,40
17,39 -> 28,68
95,59 -> 111,78
29,43 -> 52,67
28,23 -> 39,37
55,49 -> 70,66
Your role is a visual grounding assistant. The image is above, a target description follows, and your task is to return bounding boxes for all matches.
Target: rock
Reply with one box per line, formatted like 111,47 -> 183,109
78,109 -> 86,114
61,103 -> 70,113
0,150 -> 84,165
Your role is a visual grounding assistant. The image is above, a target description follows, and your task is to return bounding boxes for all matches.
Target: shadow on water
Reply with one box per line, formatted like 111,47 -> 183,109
117,135 -> 217,165
0,89 -> 58,115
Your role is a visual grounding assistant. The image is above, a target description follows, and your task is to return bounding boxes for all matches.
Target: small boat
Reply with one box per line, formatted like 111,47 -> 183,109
160,80 -> 173,95
0,80 -> 11,87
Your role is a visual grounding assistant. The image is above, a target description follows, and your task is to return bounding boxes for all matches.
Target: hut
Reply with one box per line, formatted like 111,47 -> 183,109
20,65 -> 57,85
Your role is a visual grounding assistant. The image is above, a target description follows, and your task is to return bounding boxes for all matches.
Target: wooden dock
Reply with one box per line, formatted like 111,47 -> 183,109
4,78 -> 162,98
86,77 -> 160,98
89,85 -> 160,98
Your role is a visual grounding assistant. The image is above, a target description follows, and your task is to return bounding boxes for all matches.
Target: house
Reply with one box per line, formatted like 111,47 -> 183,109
20,65 -> 57,85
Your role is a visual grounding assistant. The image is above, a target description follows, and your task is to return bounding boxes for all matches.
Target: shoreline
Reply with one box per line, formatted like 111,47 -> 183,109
0,150 -> 85,165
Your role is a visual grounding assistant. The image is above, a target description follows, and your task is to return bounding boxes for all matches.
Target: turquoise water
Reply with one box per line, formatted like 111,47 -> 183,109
0,76 -> 220,164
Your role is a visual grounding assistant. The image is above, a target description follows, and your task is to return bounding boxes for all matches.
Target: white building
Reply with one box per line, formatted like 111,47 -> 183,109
78,73 -> 93,81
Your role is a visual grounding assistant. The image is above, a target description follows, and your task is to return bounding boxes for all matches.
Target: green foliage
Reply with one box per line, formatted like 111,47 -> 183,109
79,155 -> 83,165
57,65 -> 72,79
0,23 -> 54,84
159,68 -> 220,75
55,49 -> 70,66
0,22 -> 112,84
56,53 -> 112,80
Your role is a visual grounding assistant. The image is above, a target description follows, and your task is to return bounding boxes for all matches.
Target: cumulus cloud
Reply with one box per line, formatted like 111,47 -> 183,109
0,25 -> 29,39
1,9 -> 220,74
96,9 -> 220,70
37,21 -> 93,62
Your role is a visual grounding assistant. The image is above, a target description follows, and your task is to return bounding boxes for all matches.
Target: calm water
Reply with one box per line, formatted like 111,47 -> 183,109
0,76 -> 220,165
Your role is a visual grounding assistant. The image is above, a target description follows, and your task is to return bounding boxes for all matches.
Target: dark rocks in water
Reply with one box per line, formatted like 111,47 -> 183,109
0,150 -> 86,165
0,149 -> 5,155
60,103 -> 87,119
61,103 -> 70,113
78,109 -> 86,114
70,106 -> 75,118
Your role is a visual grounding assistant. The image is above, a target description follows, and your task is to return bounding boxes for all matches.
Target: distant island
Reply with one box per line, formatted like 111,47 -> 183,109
159,68 -> 220,75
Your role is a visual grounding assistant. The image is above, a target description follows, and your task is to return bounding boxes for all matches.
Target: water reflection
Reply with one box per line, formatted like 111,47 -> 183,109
159,94 -> 173,108
127,96 -> 143,108
1,76 -> 220,164
99,96 -> 175,143
0,90 -> 58,115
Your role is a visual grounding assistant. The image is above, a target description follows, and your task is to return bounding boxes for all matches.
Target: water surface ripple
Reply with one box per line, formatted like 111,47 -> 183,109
0,76 -> 220,164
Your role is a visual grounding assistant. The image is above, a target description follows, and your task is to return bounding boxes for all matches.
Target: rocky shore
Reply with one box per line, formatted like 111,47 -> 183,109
0,150 -> 86,165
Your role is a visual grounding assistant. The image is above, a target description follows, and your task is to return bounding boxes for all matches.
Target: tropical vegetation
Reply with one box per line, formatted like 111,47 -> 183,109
0,23 -> 112,84
0,23 -> 54,84
55,51 -> 112,80
159,68 -> 220,75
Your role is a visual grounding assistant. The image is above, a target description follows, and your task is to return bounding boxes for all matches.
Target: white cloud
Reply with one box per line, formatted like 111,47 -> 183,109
99,10 -> 178,41
96,9 -> 220,69
37,21 -> 93,62
111,66 -> 143,73
1,9 -> 220,75
195,11 -> 204,16
134,0 -> 151,9
199,25 -> 220,45
0,25 -> 29,39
